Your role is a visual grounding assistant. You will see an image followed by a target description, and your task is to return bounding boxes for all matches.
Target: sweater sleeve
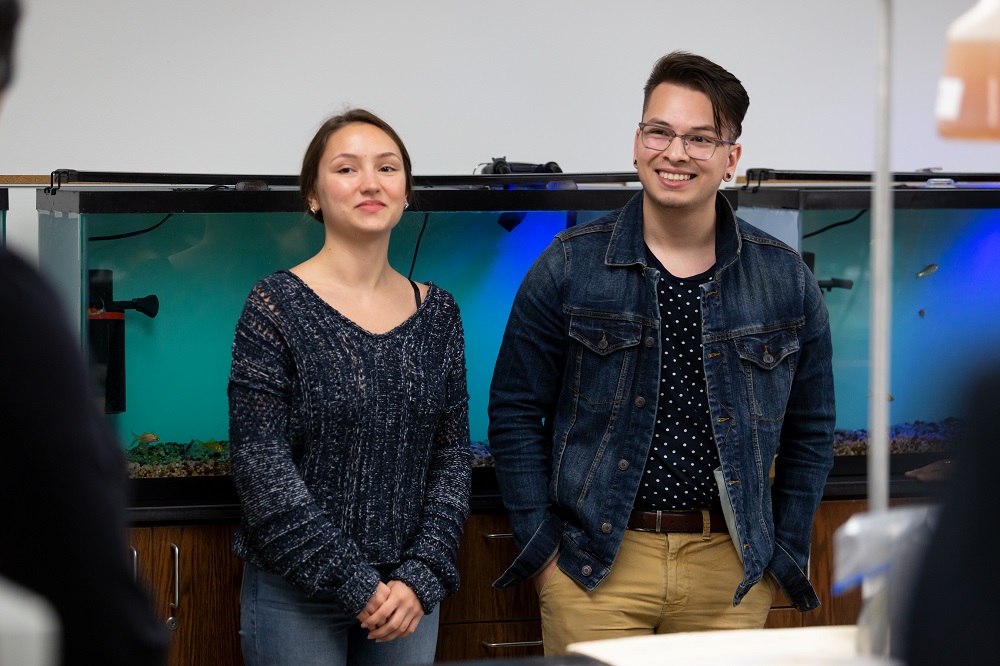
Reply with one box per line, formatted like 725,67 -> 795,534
389,296 -> 472,612
228,284 -> 380,615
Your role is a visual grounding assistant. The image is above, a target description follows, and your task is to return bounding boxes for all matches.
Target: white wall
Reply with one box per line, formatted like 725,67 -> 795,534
1,0 -> 995,258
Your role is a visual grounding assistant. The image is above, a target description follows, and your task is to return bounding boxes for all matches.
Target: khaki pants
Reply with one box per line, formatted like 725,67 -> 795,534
539,529 -> 777,656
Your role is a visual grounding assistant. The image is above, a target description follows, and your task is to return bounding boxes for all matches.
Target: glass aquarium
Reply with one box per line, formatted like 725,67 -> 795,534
36,173 -> 675,489
1,188 -> 7,245
737,171 -> 1000,475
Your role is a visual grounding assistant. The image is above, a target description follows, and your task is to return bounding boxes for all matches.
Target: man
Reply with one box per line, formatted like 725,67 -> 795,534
488,51 -> 835,655
0,1 -> 168,663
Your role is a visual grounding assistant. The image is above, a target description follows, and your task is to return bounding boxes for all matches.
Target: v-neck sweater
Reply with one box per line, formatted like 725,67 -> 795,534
228,270 -> 471,615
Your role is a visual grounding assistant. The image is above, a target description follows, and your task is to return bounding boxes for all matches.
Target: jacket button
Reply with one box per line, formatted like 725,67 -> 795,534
598,338 -> 609,350
644,336 -> 655,348
581,565 -> 593,576
618,459 -> 629,470
635,396 -> 646,408
601,522 -> 612,533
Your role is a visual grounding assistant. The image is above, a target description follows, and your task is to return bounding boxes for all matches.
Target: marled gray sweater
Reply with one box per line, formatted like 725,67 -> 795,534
228,270 -> 471,615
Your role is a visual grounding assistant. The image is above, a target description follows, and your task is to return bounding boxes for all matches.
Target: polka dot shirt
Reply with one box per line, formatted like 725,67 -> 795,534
635,248 -> 722,512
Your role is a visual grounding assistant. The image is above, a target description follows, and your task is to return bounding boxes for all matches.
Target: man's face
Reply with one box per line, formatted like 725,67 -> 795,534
633,82 -> 741,218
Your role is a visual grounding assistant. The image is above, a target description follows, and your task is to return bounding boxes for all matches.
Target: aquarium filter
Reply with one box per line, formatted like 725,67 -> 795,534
87,269 -> 158,414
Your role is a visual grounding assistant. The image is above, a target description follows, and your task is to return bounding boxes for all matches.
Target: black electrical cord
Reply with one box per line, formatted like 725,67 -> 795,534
87,185 -> 227,242
802,209 -> 868,239
407,212 -> 430,280
88,212 -> 173,242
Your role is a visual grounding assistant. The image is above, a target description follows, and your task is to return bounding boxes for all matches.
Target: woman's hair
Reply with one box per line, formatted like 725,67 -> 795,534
0,0 -> 20,92
642,51 -> 750,142
299,108 -> 414,223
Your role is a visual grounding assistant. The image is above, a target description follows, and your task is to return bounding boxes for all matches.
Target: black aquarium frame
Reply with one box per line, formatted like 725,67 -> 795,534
42,170 -> 962,519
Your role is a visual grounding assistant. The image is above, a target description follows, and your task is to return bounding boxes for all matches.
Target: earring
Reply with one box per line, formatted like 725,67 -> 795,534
725,173 -> 732,180
633,159 -> 638,167
404,200 -> 409,210
309,205 -> 317,214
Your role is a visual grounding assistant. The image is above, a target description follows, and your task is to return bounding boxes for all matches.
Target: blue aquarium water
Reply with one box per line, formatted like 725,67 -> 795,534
36,179 -> 641,477
803,206 -> 1000,432
39,178 -> 998,478
84,208 -> 599,464
740,181 -> 1000,462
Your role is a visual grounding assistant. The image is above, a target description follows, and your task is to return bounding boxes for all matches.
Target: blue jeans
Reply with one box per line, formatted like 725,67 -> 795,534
240,563 -> 440,666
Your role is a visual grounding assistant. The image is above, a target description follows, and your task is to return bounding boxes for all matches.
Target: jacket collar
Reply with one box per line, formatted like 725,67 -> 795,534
605,190 -> 742,273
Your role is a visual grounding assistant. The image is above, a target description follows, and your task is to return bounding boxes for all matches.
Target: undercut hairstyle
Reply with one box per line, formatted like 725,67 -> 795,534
643,51 -> 750,142
299,108 -> 414,223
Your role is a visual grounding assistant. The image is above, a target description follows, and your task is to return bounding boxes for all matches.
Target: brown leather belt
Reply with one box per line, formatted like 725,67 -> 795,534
627,509 -> 728,534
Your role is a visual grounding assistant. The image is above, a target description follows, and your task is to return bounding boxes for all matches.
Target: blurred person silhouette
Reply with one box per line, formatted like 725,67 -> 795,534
901,365 -> 1000,665
0,1 -> 167,663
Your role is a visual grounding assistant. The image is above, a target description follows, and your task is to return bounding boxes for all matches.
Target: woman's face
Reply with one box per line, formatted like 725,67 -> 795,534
307,122 -> 407,240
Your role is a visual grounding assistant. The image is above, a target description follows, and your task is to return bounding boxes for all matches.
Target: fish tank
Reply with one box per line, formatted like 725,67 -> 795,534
737,169 -> 1000,477
39,170 -> 709,505
1,188 -> 8,245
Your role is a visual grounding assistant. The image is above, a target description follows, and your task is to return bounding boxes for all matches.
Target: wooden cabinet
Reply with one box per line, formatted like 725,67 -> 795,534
435,512 -> 543,662
802,497 -> 926,629
436,511 -> 812,660
128,523 -> 243,666
438,498 -> 931,659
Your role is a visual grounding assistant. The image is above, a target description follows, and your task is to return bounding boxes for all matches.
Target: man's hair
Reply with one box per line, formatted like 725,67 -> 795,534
642,51 -> 750,142
0,0 -> 19,92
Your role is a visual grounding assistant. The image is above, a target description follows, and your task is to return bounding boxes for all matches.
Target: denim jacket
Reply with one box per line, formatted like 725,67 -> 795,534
488,191 -> 835,611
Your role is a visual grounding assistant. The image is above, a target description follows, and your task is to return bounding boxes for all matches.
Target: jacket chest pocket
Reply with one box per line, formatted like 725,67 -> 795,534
733,328 -> 799,421
568,314 -> 643,406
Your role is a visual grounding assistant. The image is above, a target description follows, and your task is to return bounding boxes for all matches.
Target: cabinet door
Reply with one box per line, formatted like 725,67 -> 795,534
803,497 -> 926,628
441,513 -> 540,624
436,620 -> 544,662
141,524 -> 244,666
802,499 -> 867,628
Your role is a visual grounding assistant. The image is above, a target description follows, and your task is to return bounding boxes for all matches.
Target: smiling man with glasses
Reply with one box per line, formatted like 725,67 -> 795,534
489,51 -> 836,654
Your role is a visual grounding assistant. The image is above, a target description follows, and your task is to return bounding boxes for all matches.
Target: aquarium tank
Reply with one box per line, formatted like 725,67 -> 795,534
738,169 -> 1000,474
40,168 -> 984,491
36,171 -> 677,484
1,188 -> 8,245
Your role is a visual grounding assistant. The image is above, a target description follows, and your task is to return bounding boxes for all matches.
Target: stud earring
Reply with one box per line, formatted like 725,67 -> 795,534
309,205 -> 317,214
404,200 -> 409,210
633,159 -> 638,167
725,173 -> 732,180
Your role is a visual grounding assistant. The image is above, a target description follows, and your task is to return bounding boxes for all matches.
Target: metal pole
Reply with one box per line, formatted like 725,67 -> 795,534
868,0 -> 894,514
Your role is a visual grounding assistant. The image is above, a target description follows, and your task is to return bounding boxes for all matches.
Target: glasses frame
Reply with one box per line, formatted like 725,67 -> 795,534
637,122 -> 736,161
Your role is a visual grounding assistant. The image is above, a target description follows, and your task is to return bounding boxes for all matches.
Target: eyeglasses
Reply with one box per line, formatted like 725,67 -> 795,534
637,122 -> 735,161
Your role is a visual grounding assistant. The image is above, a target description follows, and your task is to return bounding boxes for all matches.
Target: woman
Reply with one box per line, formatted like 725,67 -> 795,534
228,108 -> 471,665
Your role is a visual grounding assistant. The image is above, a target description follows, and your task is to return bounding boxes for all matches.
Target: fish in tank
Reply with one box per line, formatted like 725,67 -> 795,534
738,176 -> 1000,469
36,177 -> 646,479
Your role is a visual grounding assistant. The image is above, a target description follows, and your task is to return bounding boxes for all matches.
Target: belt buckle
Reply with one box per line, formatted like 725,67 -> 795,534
655,510 -> 662,533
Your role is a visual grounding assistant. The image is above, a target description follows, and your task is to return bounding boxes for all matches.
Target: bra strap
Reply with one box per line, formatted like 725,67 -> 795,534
409,280 -> 421,309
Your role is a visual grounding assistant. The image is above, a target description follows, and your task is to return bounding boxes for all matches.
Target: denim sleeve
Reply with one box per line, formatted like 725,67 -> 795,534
488,239 -> 568,552
770,268 -> 836,571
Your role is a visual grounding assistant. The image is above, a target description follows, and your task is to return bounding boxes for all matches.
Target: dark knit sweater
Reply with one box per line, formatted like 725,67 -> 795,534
228,270 -> 471,616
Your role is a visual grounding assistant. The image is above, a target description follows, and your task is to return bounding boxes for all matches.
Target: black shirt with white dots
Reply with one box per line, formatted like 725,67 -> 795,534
634,246 -> 722,512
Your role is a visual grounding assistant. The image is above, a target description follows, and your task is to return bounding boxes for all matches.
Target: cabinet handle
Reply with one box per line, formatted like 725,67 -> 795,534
129,546 -> 137,581
481,640 -> 544,649
481,533 -> 514,540
165,543 -> 180,631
